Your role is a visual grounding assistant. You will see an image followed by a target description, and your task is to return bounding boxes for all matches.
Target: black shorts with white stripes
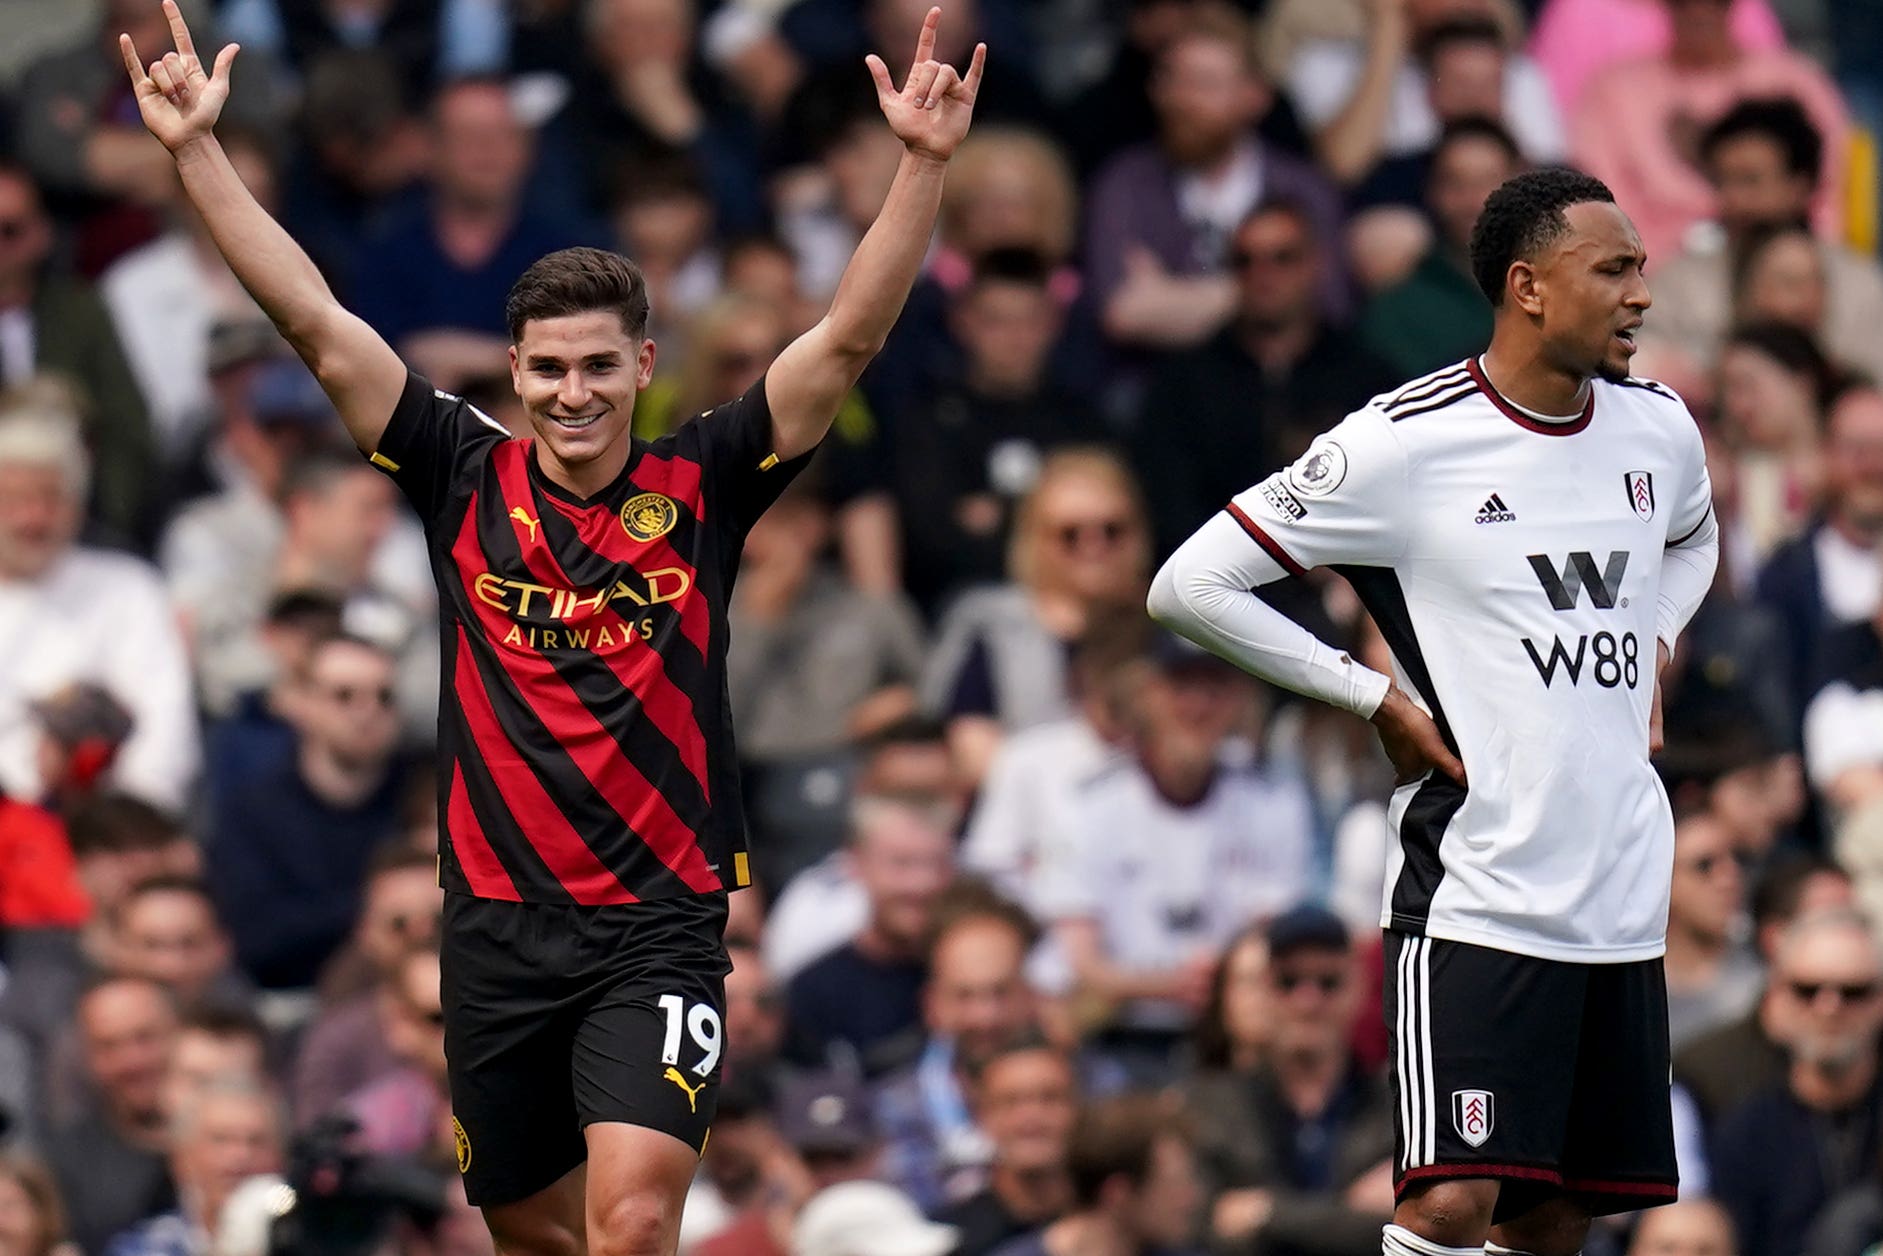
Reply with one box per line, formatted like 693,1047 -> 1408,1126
1384,931 -> 1679,1220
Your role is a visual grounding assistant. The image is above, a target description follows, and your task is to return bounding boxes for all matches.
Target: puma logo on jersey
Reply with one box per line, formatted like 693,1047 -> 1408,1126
1474,493 -> 1516,524
509,507 -> 540,542
664,1067 -> 706,1113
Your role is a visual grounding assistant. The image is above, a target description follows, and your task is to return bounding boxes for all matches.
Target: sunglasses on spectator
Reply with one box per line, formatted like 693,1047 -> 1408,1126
323,683 -> 398,709
388,911 -> 441,936
1054,519 -> 1132,549
1273,971 -> 1345,994
1789,980 -> 1879,1004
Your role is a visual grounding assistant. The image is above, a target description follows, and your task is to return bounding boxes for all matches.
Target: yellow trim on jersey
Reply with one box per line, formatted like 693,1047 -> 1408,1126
369,451 -> 400,472
733,852 -> 751,887
757,453 -> 780,471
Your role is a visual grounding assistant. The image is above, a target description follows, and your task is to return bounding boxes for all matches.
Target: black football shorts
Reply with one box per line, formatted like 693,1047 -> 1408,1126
1384,930 -> 1679,1221
440,890 -> 731,1207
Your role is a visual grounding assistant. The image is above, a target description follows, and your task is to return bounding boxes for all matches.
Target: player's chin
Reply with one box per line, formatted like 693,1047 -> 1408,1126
1596,343 -> 1634,384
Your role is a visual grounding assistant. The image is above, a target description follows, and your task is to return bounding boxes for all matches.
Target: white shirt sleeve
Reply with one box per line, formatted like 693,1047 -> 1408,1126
1148,411 -> 1407,717
100,563 -> 200,811
1657,417 -> 1720,654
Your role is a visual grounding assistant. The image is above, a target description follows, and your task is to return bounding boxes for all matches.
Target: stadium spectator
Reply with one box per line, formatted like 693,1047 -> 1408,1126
988,1092 -> 1204,1256
728,480 -> 927,887
1637,98 -> 1883,386
1287,0 -> 1566,189
199,590 -> 344,815
1678,856 -> 1856,1124
1359,118 -> 1521,376
776,1068 -> 888,1193
1629,1199 -> 1740,1256
608,156 -> 722,349
773,70 -> 908,307
722,940 -> 787,1092
1085,4 -> 1343,354
1570,0 -> 1850,260
1301,7 -> 1563,192
1185,910 -> 1395,1256
0,402 -> 198,811
1528,0 -> 1787,116
1665,812 -> 1764,1048
561,0 -> 764,233
875,892 -> 1041,1210
0,164 -> 154,539
350,77 -> 597,391
936,1038 -> 1079,1256
160,1005 -> 270,1126
97,127 -> 274,468
783,795 -> 955,1076
0,1154 -> 74,1256
291,846 -> 440,1124
1805,581 -> 1883,821
635,290 -> 792,436
43,976 -> 178,1256
0,783 -> 87,932
856,247 -> 1104,613
100,1078 -> 283,1256
1715,322 -> 1835,562
1736,224 -> 1834,339
1758,385 -> 1883,729
340,943 -> 449,1159
1041,635 -> 1315,1059
277,50 -> 428,287
216,0 -> 508,86
760,717 -> 962,980
205,633 -> 412,991
1136,197 -> 1396,555
961,609 -> 1146,911
109,876 -> 250,1013
1712,910 -> 1883,1256
790,1179 -> 959,1256
923,448 -> 1152,787
687,1073 -> 803,1256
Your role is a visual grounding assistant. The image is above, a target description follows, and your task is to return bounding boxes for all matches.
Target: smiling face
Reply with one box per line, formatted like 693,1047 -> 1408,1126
509,311 -> 656,487
1522,200 -> 1651,384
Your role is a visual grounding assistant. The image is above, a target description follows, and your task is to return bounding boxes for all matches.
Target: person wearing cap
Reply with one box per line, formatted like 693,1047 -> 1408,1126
1038,630 -> 1316,1071
791,1180 -> 960,1256
0,402 -> 198,813
1185,907 -> 1395,1256
989,1092 -> 1204,1256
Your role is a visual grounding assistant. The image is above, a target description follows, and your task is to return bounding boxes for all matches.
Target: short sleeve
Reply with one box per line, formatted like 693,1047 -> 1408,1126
681,372 -> 819,538
367,371 -> 511,524
1223,408 -> 1412,573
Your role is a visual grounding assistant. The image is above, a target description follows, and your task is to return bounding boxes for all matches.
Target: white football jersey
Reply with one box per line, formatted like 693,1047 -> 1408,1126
1230,359 -> 1714,962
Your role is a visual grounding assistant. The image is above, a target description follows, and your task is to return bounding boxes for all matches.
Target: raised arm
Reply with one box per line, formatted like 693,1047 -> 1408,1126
120,1 -> 405,452
763,7 -> 985,461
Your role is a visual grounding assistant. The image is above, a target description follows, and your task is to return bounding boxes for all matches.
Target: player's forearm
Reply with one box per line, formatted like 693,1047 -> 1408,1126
172,135 -> 341,354
822,149 -> 947,355
1149,513 -> 1391,717
1655,507 -> 1719,652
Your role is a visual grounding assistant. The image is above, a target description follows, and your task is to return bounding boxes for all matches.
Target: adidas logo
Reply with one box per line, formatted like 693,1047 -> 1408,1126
1475,493 -> 1516,524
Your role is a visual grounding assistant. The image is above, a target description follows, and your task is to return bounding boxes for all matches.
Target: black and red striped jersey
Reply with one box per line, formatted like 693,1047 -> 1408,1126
368,371 -> 812,904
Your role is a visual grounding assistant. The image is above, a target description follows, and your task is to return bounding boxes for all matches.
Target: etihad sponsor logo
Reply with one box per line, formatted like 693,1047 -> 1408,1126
472,567 -> 693,620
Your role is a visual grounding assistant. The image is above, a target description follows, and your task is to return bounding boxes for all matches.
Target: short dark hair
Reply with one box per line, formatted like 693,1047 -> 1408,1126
1236,195 -> 1322,246
367,841 -> 438,882
1067,1093 -> 1192,1207
506,247 -> 651,343
1701,97 -> 1824,185
1468,167 -> 1616,305
1436,116 -> 1523,171
119,874 -> 216,920
66,794 -> 187,856
1752,852 -> 1851,932
178,1003 -> 269,1050
1724,320 -> 1841,410
1415,16 -> 1506,64
928,878 -> 1041,959
961,1030 -> 1068,1089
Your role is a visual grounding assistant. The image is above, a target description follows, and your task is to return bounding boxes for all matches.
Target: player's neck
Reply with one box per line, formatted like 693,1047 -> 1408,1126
1479,343 -> 1590,418
537,442 -> 633,501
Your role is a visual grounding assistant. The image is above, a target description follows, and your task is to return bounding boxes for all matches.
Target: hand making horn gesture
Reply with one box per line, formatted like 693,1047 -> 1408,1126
865,6 -> 988,163
119,0 -> 240,156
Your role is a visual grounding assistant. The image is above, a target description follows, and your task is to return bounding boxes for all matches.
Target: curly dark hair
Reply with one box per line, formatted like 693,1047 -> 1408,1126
1468,168 -> 1617,305
1701,96 -> 1824,185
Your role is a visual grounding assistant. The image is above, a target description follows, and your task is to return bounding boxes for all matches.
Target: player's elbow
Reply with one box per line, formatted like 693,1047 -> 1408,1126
1146,553 -> 1197,631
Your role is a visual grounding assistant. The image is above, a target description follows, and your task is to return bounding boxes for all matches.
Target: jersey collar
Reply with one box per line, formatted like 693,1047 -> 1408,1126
1466,358 -> 1594,436
524,439 -> 644,507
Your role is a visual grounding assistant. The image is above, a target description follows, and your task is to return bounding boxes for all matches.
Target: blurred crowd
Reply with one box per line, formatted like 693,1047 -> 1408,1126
1,0 -> 1882,1254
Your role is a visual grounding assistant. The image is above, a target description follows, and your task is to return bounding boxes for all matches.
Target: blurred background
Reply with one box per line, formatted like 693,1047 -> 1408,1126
0,0 -> 1878,1254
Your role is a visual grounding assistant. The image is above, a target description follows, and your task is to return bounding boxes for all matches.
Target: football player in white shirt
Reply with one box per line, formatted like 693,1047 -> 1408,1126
1150,169 -> 1718,1256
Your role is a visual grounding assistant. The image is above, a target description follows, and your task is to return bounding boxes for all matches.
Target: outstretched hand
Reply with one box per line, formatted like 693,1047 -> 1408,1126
119,0 -> 238,155
864,7 -> 986,163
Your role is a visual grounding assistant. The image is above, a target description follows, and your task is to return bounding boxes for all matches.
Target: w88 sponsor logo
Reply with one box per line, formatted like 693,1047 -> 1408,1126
1523,631 -> 1640,688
